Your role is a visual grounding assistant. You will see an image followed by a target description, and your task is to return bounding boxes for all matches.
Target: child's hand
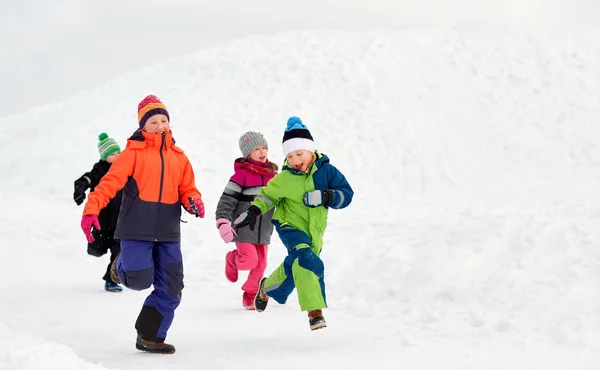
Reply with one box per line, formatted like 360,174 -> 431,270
73,183 -> 87,205
303,190 -> 334,208
194,199 -> 205,218
81,214 -> 100,243
186,197 -> 205,218
233,205 -> 261,231
216,218 -> 236,243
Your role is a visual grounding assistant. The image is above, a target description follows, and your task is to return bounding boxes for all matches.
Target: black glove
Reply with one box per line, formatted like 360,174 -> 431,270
73,181 -> 87,205
303,190 -> 334,208
233,205 -> 261,231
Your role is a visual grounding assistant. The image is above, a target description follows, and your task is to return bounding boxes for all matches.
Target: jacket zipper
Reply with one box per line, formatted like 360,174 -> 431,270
306,172 -> 311,228
257,216 -> 262,244
155,134 -> 166,240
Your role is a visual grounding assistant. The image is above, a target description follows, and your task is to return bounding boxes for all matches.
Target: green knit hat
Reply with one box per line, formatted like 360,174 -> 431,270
97,133 -> 121,160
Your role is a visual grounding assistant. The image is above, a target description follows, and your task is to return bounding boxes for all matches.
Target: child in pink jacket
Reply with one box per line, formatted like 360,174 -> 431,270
215,131 -> 278,309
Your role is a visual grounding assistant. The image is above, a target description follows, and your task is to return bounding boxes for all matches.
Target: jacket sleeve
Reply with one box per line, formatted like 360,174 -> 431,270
325,164 -> 353,209
251,173 -> 285,214
178,156 -> 202,209
83,149 -> 135,216
215,180 -> 241,221
75,161 -> 105,189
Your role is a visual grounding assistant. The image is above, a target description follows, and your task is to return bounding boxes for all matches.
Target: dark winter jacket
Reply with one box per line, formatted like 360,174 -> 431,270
216,158 -> 277,244
75,160 -> 123,240
83,130 -> 202,242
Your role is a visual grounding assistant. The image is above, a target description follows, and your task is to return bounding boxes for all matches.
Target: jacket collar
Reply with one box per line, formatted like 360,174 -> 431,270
283,152 -> 327,175
128,129 -> 176,149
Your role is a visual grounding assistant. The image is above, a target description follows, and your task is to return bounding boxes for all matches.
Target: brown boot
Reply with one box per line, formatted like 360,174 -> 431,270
110,254 -> 120,284
308,310 -> 327,331
136,334 -> 176,354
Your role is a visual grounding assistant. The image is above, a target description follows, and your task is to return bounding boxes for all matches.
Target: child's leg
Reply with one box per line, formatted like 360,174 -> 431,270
290,244 -> 326,312
135,241 -> 183,341
242,243 -> 268,293
225,242 -> 259,284
117,239 -> 154,289
235,242 -> 259,271
103,238 -> 121,282
263,255 -> 296,304
263,245 -> 326,310
263,223 -> 326,311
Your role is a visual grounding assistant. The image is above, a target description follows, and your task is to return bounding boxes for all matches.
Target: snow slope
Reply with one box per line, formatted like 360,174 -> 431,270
0,28 -> 599,369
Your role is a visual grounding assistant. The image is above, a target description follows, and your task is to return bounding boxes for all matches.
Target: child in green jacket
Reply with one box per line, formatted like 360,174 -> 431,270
233,116 -> 354,330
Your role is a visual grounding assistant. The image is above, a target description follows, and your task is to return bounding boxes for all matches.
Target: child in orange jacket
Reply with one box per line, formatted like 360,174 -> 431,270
80,95 -> 204,354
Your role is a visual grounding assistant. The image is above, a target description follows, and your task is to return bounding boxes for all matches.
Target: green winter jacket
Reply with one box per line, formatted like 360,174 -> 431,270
251,152 -> 354,250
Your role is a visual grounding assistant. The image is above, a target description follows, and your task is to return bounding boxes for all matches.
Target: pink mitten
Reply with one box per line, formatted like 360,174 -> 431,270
186,197 -> 205,218
194,199 -> 205,218
216,218 -> 235,243
81,214 -> 100,243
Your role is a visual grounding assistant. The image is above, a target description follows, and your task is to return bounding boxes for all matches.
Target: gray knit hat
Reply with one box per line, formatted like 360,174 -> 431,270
239,131 -> 268,158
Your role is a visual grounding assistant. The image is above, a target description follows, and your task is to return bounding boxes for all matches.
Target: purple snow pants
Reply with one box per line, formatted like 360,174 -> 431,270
116,239 -> 184,341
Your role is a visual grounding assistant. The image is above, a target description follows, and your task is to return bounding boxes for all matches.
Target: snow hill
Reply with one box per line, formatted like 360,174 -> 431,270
0,28 -> 599,369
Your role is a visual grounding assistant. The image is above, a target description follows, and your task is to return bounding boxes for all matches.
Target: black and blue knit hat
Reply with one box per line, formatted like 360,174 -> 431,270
282,116 -> 314,156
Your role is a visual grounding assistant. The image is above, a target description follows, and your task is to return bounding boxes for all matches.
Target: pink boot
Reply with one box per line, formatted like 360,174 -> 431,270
225,251 -> 238,283
242,291 -> 256,310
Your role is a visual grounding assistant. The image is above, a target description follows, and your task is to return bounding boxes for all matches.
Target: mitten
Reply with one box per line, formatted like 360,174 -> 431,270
303,190 -> 334,208
216,218 -> 235,243
81,214 -> 101,243
233,205 -> 261,231
194,199 -> 205,218
186,197 -> 205,218
73,182 -> 87,205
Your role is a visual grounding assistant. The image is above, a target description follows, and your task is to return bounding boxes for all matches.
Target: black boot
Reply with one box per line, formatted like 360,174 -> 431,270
254,277 -> 269,312
135,334 -> 176,354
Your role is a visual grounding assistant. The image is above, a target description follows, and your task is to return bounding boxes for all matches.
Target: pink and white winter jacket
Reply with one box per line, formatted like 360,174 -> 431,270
215,158 -> 277,244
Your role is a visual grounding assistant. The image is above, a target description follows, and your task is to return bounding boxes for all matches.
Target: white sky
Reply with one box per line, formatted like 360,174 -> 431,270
0,0 -> 597,116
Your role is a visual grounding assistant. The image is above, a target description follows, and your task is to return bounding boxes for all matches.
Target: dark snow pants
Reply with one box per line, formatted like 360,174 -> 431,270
116,239 -> 184,341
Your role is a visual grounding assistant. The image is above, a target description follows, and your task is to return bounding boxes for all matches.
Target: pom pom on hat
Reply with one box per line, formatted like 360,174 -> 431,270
97,132 -> 121,160
285,116 -> 307,131
137,94 -> 170,128
282,116 -> 314,156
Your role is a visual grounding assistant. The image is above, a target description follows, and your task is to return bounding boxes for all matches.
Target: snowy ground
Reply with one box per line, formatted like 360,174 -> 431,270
0,28 -> 599,369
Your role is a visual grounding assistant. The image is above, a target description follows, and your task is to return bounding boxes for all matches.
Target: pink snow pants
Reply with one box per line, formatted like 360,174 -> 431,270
230,242 -> 268,294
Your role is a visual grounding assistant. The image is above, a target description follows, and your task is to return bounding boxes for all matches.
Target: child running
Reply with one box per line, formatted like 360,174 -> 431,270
234,117 -> 353,330
80,95 -> 204,354
215,131 -> 278,309
73,133 -> 123,292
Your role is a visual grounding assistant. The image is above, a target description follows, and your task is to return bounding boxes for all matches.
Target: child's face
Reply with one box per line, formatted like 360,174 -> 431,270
248,146 -> 268,163
143,114 -> 170,134
286,150 -> 314,172
105,152 -> 119,163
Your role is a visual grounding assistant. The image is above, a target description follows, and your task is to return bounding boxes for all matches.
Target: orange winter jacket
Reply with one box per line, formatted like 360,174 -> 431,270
83,129 -> 202,242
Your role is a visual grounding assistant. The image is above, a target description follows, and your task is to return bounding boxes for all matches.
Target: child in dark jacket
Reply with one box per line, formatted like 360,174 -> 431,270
73,133 -> 123,292
216,131 -> 278,310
